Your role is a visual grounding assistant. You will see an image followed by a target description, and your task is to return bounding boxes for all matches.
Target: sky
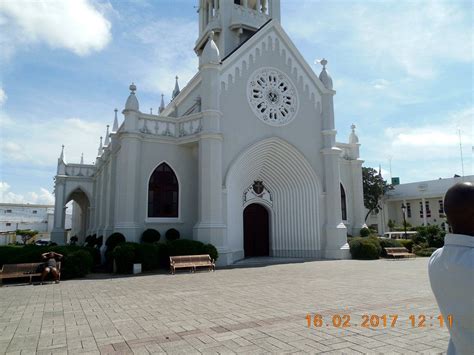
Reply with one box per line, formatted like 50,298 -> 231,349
0,0 -> 472,205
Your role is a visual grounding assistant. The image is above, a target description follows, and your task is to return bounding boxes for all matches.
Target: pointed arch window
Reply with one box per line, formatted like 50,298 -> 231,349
148,163 -> 179,218
340,183 -> 347,221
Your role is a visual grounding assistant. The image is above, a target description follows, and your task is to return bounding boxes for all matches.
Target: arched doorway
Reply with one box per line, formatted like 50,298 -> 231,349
243,204 -> 269,257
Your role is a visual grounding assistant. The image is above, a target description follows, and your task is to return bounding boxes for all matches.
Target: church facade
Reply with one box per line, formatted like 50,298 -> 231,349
51,0 -> 366,265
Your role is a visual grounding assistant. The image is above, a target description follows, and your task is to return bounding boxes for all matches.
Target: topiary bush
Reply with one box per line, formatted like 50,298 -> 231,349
112,242 -> 137,273
203,243 -> 219,262
359,227 -> 371,238
141,229 -> 161,244
349,237 -> 381,260
166,239 -> 219,262
379,238 -> 402,257
165,228 -> 180,241
106,233 -> 126,248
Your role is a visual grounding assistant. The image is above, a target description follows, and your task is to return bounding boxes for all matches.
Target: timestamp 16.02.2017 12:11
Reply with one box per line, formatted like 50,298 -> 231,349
306,314 -> 453,329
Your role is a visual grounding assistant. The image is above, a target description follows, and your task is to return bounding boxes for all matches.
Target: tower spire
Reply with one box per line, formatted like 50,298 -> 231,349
159,94 -> 165,113
98,137 -> 103,156
104,125 -> 110,146
172,76 -> 180,99
59,145 -> 65,161
112,108 -> 119,132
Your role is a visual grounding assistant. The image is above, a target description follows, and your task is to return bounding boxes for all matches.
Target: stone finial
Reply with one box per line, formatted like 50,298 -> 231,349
59,145 -> 65,160
104,125 -> 110,146
80,153 -> 84,164
125,83 -> 139,111
349,123 -> 359,144
97,136 -> 103,156
112,108 -> 119,131
318,58 -> 333,90
159,94 -> 165,113
202,30 -> 221,65
172,76 -> 180,99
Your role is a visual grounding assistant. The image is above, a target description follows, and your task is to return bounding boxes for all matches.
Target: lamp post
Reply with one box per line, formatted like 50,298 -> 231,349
401,203 -> 408,239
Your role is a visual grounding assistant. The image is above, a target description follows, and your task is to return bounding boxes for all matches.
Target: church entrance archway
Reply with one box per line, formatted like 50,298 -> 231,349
243,204 -> 269,257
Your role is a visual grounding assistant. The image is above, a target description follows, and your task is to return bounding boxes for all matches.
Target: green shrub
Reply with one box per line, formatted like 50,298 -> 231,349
414,247 -> 438,257
414,225 -> 445,247
0,245 -> 96,279
106,233 -> 126,248
61,250 -> 93,279
165,228 -> 180,241
399,239 -> 414,252
379,238 -> 402,257
112,243 -> 137,274
203,243 -> 219,261
349,237 -> 380,260
141,229 -> 161,244
167,239 -> 219,261
359,227 -> 371,238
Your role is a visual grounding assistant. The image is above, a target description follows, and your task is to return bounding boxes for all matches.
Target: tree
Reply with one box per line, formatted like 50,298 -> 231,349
16,229 -> 39,245
387,219 -> 395,231
362,167 -> 393,221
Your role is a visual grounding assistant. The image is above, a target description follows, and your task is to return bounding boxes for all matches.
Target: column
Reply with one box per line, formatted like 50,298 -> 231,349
51,178 -> 67,244
320,91 -> 348,259
194,34 -> 228,264
421,196 -> 427,226
350,160 -> 367,235
114,134 -> 141,242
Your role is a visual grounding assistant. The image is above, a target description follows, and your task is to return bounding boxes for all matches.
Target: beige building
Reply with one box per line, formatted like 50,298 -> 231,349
367,175 -> 474,234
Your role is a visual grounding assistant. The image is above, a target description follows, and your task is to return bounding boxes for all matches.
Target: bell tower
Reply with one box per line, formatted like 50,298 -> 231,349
195,0 -> 281,61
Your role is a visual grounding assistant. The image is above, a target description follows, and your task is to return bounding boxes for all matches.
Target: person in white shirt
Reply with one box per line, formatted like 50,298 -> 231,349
429,182 -> 474,355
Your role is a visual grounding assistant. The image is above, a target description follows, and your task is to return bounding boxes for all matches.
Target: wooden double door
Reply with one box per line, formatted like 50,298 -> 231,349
243,204 -> 270,257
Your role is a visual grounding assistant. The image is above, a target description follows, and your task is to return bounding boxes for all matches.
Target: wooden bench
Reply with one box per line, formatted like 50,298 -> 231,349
169,255 -> 215,274
384,247 -> 415,259
0,262 -> 61,285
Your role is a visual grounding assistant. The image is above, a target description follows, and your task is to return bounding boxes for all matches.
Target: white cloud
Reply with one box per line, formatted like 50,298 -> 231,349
0,0 -> 111,59
0,181 -> 54,204
130,18 -> 198,96
369,107 -> 473,162
286,0 -> 473,79
0,86 -> 6,106
1,116 -> 104,166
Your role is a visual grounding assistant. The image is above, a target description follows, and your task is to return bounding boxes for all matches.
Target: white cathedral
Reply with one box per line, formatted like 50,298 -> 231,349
52,0 -> 367,265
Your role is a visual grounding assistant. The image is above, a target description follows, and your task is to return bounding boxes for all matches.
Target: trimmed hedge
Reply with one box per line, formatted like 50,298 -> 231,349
141,229 -> 160,244
111,239 -> 219,274
379,239 -> 402,257
349,237 -> 381,260
165,228 -> 180,241
112,243 -> 136,273
399,239 -> 414,252
0,245 -> 95,279
414,247 -> 438,257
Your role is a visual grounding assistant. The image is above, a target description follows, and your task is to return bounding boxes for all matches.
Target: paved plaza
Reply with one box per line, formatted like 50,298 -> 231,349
0,258 -> 449,354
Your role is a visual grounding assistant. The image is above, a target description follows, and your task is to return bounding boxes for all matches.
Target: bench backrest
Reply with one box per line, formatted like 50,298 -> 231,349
1,262 -> 61,273
170,255 -> 212,263
385,247 -> 410,253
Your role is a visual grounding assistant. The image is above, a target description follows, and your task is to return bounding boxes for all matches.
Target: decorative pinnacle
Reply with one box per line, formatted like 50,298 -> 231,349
320,58 -> 327,69
351,124 -> 356,131
113,108 -> 119,132
129,82 -> 136,93
80,153 -> 84,164
59,145 -> 64,160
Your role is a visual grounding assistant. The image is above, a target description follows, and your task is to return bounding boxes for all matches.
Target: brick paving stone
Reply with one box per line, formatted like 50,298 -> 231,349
0,258 -> 450,354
